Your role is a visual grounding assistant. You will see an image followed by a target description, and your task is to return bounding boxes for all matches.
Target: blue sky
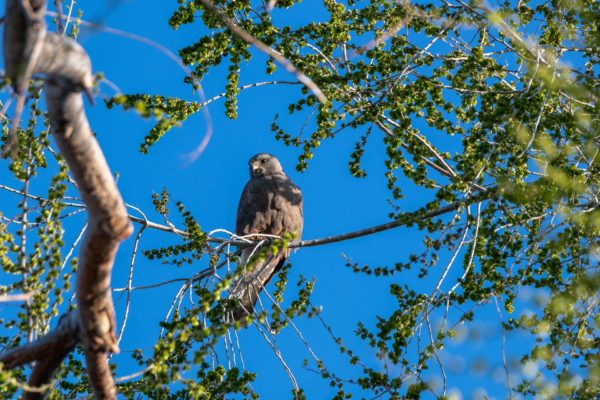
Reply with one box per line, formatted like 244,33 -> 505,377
0,1 -> 545,398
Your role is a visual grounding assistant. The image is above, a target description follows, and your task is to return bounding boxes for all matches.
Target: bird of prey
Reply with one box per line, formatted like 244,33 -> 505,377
230,153 -> 303,321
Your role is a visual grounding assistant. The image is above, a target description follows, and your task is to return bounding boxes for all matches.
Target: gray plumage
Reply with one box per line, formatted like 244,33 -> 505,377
230,153 -> 303,321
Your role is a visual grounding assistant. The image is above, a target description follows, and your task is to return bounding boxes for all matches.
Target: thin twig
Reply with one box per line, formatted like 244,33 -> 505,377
116,225 -> 145,345
0,292 -> 34,302
297,191 -> 492,248
113,365 -> 153,383
44,10 -> 215,162
448,203 -> 481,294
197,0 -> 327,104
493,295 -> 514,398
251,319 -> 299,391
59,223 -> 87,272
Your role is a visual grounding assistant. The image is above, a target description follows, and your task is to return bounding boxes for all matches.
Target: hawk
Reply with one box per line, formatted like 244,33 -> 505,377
230,153 -> 303,321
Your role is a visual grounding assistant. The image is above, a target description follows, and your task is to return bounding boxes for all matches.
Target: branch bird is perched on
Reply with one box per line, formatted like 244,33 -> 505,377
231,153 -> 303,321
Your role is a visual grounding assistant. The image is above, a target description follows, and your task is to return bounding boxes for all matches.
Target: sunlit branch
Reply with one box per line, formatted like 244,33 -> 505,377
0,292 -> 34,303
380,114 -> 458,178
296,190 -> 493,248
2,1 -> 133,397
197,80 -> 300,108
44,9 -> 214,163
197,0 -> 328,104
3,179 -> 494,253
116,225 -> 145,345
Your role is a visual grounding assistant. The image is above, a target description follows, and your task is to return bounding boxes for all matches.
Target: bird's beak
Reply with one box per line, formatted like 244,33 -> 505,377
250,162 -> 259,171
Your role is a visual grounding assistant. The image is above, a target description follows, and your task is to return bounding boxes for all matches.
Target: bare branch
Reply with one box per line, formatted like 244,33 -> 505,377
2,1 -> 133,397
297,190 -> 493,248
2,0 -> 46,157
116,225 -> 145,345
0,293 -> 34,303
197,0 -> 328,104
0,311 -> 79,399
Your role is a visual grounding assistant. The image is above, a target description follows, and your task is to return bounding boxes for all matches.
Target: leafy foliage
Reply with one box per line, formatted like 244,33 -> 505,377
105,94 -> 202,153
0,0 -> 598,398
161,0 -> 600,397
0,84 -> 76,396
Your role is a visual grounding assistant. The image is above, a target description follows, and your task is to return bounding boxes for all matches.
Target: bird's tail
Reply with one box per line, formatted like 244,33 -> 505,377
229,251 -> 285,322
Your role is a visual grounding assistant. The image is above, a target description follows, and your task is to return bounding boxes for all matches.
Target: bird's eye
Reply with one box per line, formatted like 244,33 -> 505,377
260,159 -> 267,164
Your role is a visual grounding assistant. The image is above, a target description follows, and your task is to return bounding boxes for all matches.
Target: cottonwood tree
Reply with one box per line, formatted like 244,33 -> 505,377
0,0 -> 598,399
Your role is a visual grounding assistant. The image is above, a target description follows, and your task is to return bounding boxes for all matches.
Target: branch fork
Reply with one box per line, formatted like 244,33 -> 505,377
1,1 -> 132,398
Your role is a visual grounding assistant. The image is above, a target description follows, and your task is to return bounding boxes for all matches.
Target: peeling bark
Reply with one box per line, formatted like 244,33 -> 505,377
1,1 -> 133,398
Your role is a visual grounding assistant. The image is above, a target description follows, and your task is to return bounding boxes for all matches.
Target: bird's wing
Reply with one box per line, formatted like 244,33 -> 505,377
235,178 -> 269,236
235,175 -> 303,239
270,175 -> 303,243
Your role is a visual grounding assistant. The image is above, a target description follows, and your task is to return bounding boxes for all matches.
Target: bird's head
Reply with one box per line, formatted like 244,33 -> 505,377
248,153 -> 283,178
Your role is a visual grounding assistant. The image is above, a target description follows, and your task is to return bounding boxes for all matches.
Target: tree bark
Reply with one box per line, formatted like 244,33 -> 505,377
1,1 -> 133,398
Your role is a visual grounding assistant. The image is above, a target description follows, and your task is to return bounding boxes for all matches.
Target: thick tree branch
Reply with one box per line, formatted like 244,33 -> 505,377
0,311 -> 79,400
2,0 -> 46,156
2,1 -> 132,398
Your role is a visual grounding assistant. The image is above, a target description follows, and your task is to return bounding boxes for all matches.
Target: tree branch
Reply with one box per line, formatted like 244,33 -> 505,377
2,0 -> 46,157
197,0 -> 327,104
296,190 -> 493,248
0,311 -> 79,400
2,1 -> 132,398
130,190 -> 495,249
2,180 -> 492,252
